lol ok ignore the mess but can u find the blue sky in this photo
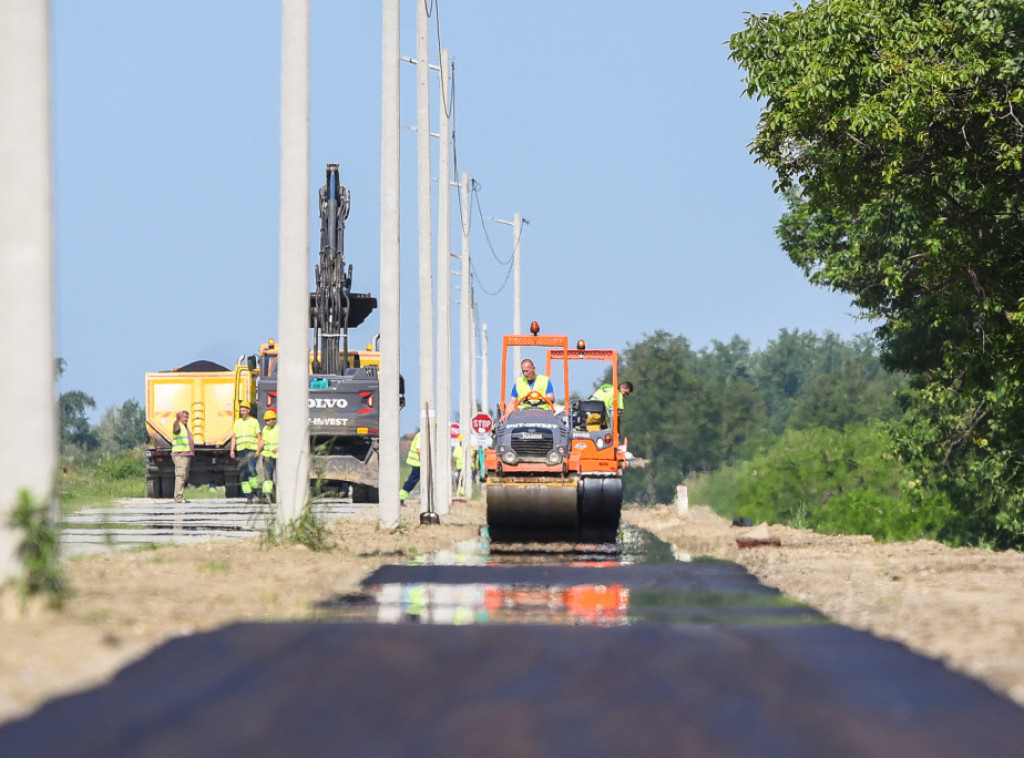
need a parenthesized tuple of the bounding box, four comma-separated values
(52, 1, 870, 431)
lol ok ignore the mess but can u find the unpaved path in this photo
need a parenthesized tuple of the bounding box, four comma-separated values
(1, 499, 1022, 725)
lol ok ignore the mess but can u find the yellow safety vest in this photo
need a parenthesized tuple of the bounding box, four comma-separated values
(406, 432, 421, 467)
(514, 374, 553, 408)
(591, 384, 624, 415)
(261, 424, 279, 458)
(171, 424, 192, 454)
(233, 417, 260, 451)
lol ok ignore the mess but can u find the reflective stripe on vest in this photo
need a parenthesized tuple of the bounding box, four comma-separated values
(233, 417, 260, 451)
(406, 432, 421, 467)
(261, 424, 279, 458)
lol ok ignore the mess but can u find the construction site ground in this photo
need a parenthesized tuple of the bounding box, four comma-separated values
(1, 497, 1023, 725)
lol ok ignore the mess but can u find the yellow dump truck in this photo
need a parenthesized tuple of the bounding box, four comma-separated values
(144, 360, 256, 498)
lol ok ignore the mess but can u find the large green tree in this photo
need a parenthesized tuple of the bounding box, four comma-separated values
(731, 0, 1024, 546)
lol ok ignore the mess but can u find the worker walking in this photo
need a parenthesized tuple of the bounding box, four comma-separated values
(230, 402, 262, 503)
(257, 408, 279, 504)
(399, 430, 421, 503)
(590, 381, 633, 426)
(502, 359, 555, 420)
(171, 410, 194, 503)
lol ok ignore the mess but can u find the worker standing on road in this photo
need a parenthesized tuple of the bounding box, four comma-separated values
(257, 408, 279, 504)
(171, 410, 194, 503)
(452, 435, 464, 496)
(502, 359, 555, 420)
(399, 430, 421, 503)
(230, 402, 262, 503)
(590, 381, 633, 427)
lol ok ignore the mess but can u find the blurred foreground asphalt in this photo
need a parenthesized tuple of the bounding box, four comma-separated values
(3, 559, 1023, 756)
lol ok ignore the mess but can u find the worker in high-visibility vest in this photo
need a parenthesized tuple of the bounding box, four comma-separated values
(590, 381, 634, 428)
(399, 430, 421, 503)
(452, 435, 464, 496)
(501, 359, 555, 421)
(171, 410, 194, 503)
(230, 403, 262, 503)
(257, 408, 279, 503)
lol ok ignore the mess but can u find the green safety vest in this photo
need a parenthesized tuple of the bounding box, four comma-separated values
(261, 424, 279, 458)
(233, 416, 260, 451)
(406, 432, 421, 467)
(514, 374, 553, 408)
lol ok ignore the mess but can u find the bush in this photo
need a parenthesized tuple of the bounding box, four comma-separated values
(95, 450, 145, 480)
(59, 449, 146, 510)
(699, 423, 953, 542)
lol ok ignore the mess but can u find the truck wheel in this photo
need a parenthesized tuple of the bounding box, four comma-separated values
(146, 476, 159, 499)
(225, 478, 241, 498)
(160, 477, 174, 499)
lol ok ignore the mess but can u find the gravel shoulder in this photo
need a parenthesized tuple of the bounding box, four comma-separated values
(1, 498, 1022, 724)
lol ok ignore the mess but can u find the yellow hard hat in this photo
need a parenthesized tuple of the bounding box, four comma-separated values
(264, 409, 277, 420)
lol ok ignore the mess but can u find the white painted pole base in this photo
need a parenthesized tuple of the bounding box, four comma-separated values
(674, 485, 689, 517)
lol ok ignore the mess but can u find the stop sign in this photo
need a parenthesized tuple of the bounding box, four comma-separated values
(471, 413, 493, 434)
(451, 422, 461, 440)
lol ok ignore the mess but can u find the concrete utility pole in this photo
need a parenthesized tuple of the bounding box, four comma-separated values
(512, 212, 523, 367)
(276, 0, 312, 523)
(458, 171, 472, 500)
(494, 213, 526, 368)
(379, 0, 401, 529)
(415, 0, 435, 515)
(480, 322, 488, 417)
(0, 0, 57, 584)
(435, 49, 452, 514)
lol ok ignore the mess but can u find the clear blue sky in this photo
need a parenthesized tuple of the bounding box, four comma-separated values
(52, 1, 870, 431)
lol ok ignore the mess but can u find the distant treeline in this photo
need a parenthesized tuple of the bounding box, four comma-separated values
(613, 329, 956, 543)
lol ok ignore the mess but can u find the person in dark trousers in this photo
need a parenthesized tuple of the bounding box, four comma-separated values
(399, 430, 421, 502)
(257, 408, 278, 504)
(230, 403, 262, 503)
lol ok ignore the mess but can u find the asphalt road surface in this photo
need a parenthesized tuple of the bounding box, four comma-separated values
(4, 533, 1024, 756)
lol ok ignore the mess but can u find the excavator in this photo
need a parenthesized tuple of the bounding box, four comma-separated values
(484, 323, 627, 542)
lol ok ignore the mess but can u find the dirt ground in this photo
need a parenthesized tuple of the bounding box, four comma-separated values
(2, 498, 1023, 725)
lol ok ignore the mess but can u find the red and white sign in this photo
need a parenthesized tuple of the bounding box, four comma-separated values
(471, 413, 493, 434)
(451, 422, 461, 440)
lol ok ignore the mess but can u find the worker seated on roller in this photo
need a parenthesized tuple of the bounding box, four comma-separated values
(502, 359, 555, 421)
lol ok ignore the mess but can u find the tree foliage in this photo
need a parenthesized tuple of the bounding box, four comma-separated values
(619, 329, 900, 504)
(59, 389, 98, 453)
(97, 399, 147, 453)
(730, 0, 1024, 547)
